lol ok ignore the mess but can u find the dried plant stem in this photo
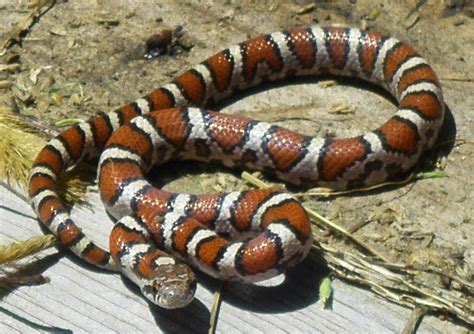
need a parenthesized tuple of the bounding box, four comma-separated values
(402, 307, 426, 334)
(209, 281, 224, 334)
(304, 205, 391, 262)
(0, 0, 56, 55)
(317, 242, 473, 324)
(440, 77, 474, 82)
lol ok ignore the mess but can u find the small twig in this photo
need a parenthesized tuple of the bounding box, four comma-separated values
(208, 281, 225, 334)
(439, 77, 474, 83)
(306, 206, 391, 262)
(241, 171, 273, 189)
(0, 0, 56, 55)
(294, 172, 417, 198)
(369, 260, 474, 291)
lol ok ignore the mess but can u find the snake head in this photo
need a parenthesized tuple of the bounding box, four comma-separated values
(142, 262, 197, 309)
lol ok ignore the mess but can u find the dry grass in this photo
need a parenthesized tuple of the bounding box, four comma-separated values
(0, 107, 48, 186)
(0, 107, 91, 205)
(0, 235, 56, 265)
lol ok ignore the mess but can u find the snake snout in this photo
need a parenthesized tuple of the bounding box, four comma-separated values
(156, 281, 196, 309)
(147, 263, 197, 309)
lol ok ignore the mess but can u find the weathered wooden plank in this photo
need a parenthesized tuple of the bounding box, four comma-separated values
(0, 184, 457, 332)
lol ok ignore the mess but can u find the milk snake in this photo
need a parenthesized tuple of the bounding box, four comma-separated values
(28, 26, 444, 309)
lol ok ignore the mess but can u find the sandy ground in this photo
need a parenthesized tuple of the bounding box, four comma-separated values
(1, 0, 473, 332)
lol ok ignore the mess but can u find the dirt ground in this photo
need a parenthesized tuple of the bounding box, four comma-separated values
(1, 0, 473, 331)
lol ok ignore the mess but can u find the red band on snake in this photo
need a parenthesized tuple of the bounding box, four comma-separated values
(28, 26, 444, 309)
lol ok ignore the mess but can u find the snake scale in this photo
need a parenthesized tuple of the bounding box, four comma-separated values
(28, 26, 444, 308)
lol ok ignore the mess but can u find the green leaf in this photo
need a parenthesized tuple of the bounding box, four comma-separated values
(319, 276, 333, 310)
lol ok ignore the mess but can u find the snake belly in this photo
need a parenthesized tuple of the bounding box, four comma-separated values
(28, 26, 444, 308)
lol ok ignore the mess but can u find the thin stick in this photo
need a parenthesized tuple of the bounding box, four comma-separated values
(0, 0, 56, 55)
(306, 206, 391, 262)
(208, 281, 225, 334)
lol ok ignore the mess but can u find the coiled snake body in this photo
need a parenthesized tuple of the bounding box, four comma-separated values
(28, 26, 444, 309)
